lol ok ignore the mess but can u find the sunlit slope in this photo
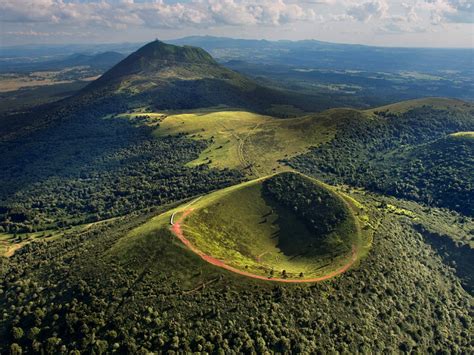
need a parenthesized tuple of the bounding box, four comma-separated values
(110, 172, 372, 282)
(450, 131, 474, 139)
(154, 109, 366, 175)
(366, 97, 471, 114)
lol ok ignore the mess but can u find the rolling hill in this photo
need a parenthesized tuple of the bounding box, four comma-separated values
(80, 40, 321, 115)
(111, 172, 370, 282)
(0, 40, 473, 354)
(288, 98, 474, 215)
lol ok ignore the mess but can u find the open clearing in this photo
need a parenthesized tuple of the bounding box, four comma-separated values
(0, 69, 99, 92)
(153, 109, 356, 176)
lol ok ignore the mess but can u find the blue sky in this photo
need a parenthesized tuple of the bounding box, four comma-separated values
(1, 0, 473, 47)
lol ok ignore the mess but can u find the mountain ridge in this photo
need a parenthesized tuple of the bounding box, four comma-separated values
(78, 40, 328, 116)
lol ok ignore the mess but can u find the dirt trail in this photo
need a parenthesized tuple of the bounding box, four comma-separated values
(170, 196, 202, 225)
(219, 122, 261, 177)
(171, 208, 358, 283)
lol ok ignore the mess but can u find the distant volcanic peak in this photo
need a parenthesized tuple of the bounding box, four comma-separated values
(93, 40, 221, 85)
(79, 40, 293, 114)
(135, 40, 216, 64)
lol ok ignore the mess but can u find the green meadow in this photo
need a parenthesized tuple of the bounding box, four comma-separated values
(153, 109, 346, 176)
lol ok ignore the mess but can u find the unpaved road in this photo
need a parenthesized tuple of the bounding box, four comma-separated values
(170, 208, 358, 283)
(219, 122, 261, 177)
(170, 196, 202, 225)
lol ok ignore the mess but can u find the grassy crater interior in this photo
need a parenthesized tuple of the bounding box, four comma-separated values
(182, 172, 361, 280)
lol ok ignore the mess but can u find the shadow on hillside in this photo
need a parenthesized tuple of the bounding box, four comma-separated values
(261, 192, 337, 259)
(0, 108, 241, 231)
(415, 224, 474, 295)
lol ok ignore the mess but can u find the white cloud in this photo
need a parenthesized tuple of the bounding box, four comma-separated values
(2, 0, 470, 29)
(378, 22, 427, 34)
(420, 0, 473, 24)
(345, 0, 389, 22)
(401, 2, 421, 23)
(0, 0, 315, 29)
(1, 0, 472, 47)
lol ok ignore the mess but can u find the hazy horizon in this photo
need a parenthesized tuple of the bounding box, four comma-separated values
(1, 0, 473, 49)
(2, 35, 474, 51)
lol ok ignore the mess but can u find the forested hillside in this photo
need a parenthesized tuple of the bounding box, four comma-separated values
(0, 113, 242, 233)
(0, 191, 470, 353)
(0, 39, 472, 354)
(289, 102, 474, 216)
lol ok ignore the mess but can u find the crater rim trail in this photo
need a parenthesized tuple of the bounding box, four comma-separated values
(170, 207, 359, 283)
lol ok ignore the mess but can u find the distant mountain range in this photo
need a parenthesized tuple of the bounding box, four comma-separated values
(170, 36, 474, 75)
(0, 51, 126, 73)
(3, 36, 473, 75)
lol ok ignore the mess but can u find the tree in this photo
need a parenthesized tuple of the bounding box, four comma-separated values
(27, 327, 40, 341)
(9, 343, 22, 355)
(46, 337, 61, 353)
(12, 327, 24, 341)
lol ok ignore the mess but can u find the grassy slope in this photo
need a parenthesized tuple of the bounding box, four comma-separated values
(366, 97, 471, 114)
(111, 173, 372, 281)
(154, 109, 360, 176)
(450, 131, 474, 139)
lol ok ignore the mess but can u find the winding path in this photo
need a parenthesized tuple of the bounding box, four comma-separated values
(170, 197, 202, 225)
(170, 207, 358, 283)
(218, 122, 261, 177)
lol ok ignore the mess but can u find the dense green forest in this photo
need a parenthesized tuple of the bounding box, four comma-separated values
(288, 106, 474, 216)
(262, 173, 349, 237)
(0, 191, 470, 353)
(0, 96, 472, 354)
(0, 113, 242, 233)
(0, 39, 472, 353)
